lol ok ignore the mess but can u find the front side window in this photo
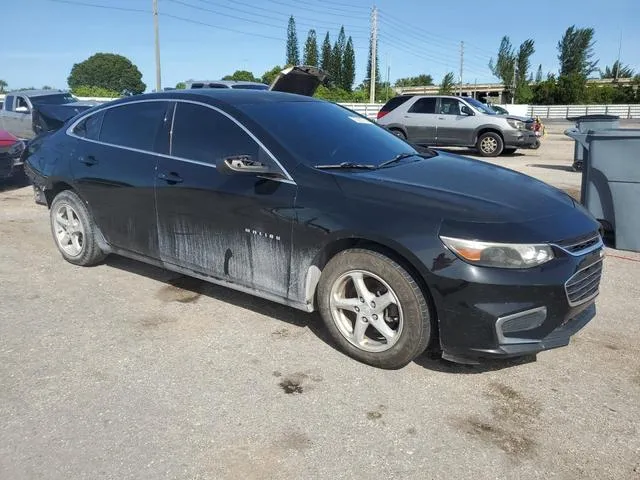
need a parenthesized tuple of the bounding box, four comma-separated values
(408, 97, 437, 114)
(439, 98, 462, 115)
(73, 111, 103, 140)
(16, 97, 30, 113)
(171, 102, 261, 166)
(4, 96, 15, 112)
(100, 101, 167, 151)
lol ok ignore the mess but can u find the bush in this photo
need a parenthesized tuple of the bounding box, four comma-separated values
(71, 85, 121, 98)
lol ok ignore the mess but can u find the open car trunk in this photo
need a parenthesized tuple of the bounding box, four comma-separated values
(269, 65, 327, 97)
(32, 102, 97, 136)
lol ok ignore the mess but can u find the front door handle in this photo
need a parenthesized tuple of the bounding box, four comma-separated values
(157, 172, 184, 184)
(79, 155, 98, 166)
(438, 116, 445, 120)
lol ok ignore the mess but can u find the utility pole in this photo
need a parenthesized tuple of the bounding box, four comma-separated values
(459, 40, 464, 96)
(615, 31, 622, 81)
(153, 0, 162, 92)
(369, 6, 378, 103)
(511, 66, 517, 104)
(385, 52, 390, 102)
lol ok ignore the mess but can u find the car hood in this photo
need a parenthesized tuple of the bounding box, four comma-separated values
(332, 152, 590, 235)
(269, 65, 327, 96)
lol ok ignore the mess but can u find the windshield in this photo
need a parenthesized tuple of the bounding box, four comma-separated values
(464, 97, 496, 115)
(30, 93, 78, 105)
(240, 101, 420, 168)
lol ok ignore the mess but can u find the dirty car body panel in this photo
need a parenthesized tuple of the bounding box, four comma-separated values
(24, 89, 603, 362)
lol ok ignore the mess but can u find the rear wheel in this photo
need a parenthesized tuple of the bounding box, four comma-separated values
(317, 249, 432, 369)
(476, 132, 504, 157)
(390, 128, 406, 139)
(50, 190, 106, 266)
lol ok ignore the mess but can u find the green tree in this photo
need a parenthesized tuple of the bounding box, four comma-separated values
(558, 25, 598, 78)
(531, 75, 558, 104)
(328, 27, 346, 88)
(286, 16, 300, 66)
(515, 39, 535, 102)
(68, 53, 145, 95)
(600, 60, 635, 79)
(438, 72, 456, 94)
(395, 74, 433, 87)
(0, 79, 7, 93)
(489, 36, 516, 97)
(342, 37, 356, 91)
(222, 70, 259, 82)
(175, 82, 186, 89)
(261, 65, 283, 85)
(71, 85, 121, 98)
(303, 29, 319, 66)
(320, 32, 332, 75)
(535, 64, 543, 83)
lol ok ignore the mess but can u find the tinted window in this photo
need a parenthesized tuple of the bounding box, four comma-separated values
(408, 98, 437, 114)
(380, 95, 413, 113)
(439, 98, 462, 115)
(4, 96, 14, 112)
(100, 101, 167, 151)
(171, 102, 260, 165)
(73, 111, 103, 140)
(240, 101, 423, 168)
(231, 84, 269, 90)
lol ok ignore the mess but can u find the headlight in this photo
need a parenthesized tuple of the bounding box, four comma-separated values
(440, 236, 554, 269)
(506, 119, 525, 130)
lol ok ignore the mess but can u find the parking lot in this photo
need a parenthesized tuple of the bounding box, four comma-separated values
(1, 123, 639, 480)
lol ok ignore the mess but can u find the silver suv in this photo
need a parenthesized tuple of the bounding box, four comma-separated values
(376, 95, 538, 156)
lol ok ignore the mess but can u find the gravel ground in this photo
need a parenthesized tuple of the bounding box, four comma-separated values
(1, 129, 639, 479)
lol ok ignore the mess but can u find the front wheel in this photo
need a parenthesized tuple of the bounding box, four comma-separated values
(476, 132, 504, 157)
(317, 249, 432, 369)
(390, 128, 406, 139)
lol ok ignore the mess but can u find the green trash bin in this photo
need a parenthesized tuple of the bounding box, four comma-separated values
(567, 114, 620, 172)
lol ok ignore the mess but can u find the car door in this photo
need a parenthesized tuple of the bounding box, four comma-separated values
(1, 95, 32, 139)
(155, 100, 297, 298)
(70, 100, 171, 258)
(401, 97, 437, 144)
(434, 98, 476, 146)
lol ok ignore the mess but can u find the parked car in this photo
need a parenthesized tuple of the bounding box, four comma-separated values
(376, 95, 538, 156)
(185, 65, 327, 96)
(490, 104, 510, 115)
(0, 129, 26, 180)
(0, 89, 98, 140)
(24, 88, 603, 369)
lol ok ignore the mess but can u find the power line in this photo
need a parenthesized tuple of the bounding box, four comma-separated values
(44, 0, 147, 13)
(161, 12, 285, 42)
(263, 0, 369, 20)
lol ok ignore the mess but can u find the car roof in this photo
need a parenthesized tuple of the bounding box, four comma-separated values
(108, 89, 320, 107)
(6, 89, 70, 97)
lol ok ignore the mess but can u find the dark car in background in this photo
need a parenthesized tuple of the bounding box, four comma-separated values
(0, 129, 26, 180)
(24, 89, 603, 369)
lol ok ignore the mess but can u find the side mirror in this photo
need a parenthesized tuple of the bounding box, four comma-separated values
(460, 105, 474, 116)
(218, 155, 272, 175)
(15, 106, 30, 114)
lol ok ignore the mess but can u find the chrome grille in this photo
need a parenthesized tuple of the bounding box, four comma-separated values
(565, 260, 603, 306)
(557, 232, 602, 255)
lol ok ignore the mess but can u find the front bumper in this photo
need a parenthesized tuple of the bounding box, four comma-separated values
(503, 130, 538, 148)
(431, 235, 604, 363)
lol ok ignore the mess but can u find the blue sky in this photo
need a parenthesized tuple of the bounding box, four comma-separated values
(2, 0, 639, 92)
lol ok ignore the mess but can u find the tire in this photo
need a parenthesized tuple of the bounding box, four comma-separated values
(390, 128, 406, 139)
(531, 139, 541, 150)
(50, 190, 106, 266)
(317, 249, 432, 369)
(501, 147, 517, 155)
(476, 131, 504, 157)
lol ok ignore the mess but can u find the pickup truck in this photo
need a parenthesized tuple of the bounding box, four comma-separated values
(0, 90, 98, 140)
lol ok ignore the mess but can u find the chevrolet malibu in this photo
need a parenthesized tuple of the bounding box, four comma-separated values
(24, 89, 604, 369)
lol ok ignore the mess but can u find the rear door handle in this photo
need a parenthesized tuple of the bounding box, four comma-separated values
(79, 155, 98, 166)
(157, 172, 184, 184)
(438, 117, 445, 120)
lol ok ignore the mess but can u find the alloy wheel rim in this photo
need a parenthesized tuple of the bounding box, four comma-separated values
(329, 270, 404, 353)
(54, 204, 85, 257)
(481, 136, 498, 153)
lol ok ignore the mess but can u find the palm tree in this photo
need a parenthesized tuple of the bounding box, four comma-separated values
(0, 80, 8, 93)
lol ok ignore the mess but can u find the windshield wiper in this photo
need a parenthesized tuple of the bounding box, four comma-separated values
(377, 151, 435, 169)
(314, 162, 377, 170)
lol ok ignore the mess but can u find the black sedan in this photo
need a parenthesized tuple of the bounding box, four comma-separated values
(23, 89, 604, 369)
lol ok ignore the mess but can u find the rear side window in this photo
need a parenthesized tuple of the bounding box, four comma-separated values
(100, 101, 167, 151)
(171, 102, 260, 165)
(380, 95, 413, 114)
(4, 96, 14, 112)
(73, 111, 103, 140)
(408, 97, 437, 114)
